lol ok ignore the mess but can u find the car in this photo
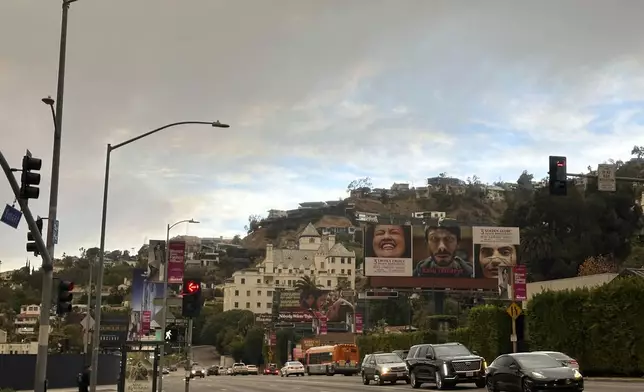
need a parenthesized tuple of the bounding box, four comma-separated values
(168, 365, 178, 372)
(206, 365, 219, 376)
(264, 364, 279, 375)
(361, 352, 409, 385)
(232, 362, 249, 375)
(280, 361, 305, 377)
(532, 351, 580, 370)
(485, 353, 584, 391)
(406, 342, 486, 389)
(190, 367, 205, 378)
(226, 367, 234, 375)
(392, 350, 409, 360)
(162, 368, 170, 375)
(246, 365, 259, 375)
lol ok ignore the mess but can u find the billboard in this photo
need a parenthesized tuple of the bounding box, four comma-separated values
(364, 224, 413, 276)
(366, 223, 521, 289)
(147, 240, 166, 283)
(274, 288, 356, 324)
(168, 240, 186, 283)
(129, 268, 165, 341)
(99, 313, 128, 348)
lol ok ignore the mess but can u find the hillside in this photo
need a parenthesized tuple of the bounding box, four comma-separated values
(242, 190, 507, 250)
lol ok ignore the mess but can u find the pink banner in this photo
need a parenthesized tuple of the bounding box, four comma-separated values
(168, 241, 186, 283)
(141, 311, 151, 334)
(319, 314, 327, 335)
(355, 313, 363, 334)
(513, 265, 527, 301)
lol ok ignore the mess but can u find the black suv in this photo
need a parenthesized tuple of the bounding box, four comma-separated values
(405, 342, 486, 389)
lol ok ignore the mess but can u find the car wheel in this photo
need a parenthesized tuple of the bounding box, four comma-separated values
(405, 377, 411, 384)
(362, 372, 369, 385)
(435, 372, 445, 390)
(486, 376, 498, 392)
(475, 378, 486, 388)
(376, 373, 385, 386)
(410, 370, 421, 389)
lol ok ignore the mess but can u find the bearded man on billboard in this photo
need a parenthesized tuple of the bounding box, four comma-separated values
(414, 225, 472, 277)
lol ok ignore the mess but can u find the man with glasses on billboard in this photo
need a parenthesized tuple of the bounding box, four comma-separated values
(414, 225, 472, 277)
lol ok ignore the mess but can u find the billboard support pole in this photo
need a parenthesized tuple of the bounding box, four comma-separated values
(511, 267, 518, 353)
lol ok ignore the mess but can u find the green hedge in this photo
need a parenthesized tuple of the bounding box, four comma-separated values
(356, 330, 437, 359)
(527, 276, 644, 376)
(459, 305, 512, 363)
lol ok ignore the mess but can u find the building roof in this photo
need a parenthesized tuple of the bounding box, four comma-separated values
(328, 243, 354, 257)
(299, 223, 321, 238)
(273, 249, 318, 269)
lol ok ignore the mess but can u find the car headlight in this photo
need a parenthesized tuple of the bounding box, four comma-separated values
(483, 360, 488, 369)
(442, 363, 449, 375)
(381, 367, 389, 374)
(531, 371, 547, 379)
(573, 369, 582, 379)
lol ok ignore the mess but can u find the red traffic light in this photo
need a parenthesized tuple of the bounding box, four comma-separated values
(557, 160, 565, 167)
(185, 281, 200, 294)
(59, 280, 74, 291)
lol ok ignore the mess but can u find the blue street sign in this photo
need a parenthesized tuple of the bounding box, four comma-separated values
(1, 204, 22, 229)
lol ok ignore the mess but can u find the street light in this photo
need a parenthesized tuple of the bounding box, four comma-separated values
(158, 218, 199, 392)
(89, 120, 229, 392)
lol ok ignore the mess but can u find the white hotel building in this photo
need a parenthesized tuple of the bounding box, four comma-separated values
(223, 223, 356, 313)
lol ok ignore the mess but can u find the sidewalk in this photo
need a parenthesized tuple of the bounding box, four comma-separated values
(587, 377, 644, 383)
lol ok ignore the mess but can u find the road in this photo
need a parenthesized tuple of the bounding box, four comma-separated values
(161, 371, 643, 392)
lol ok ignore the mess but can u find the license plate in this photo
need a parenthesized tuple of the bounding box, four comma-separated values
(397, 372, 405, 377)
(466, 372, 474, 377)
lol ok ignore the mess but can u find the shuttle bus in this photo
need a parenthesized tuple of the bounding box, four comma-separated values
(304, 344, 360, 376)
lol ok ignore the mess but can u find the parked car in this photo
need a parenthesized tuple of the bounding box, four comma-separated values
(264, 363, 279, 375)
(162, 368, 170, 375)
(405, 342, 486, 389)
(232, 362, 249, 375)
(168, 365, 178, 371)
(280, 361, 305, 377)
(486, 353, 583, 391)
(361, 352, 409, 385)
(246, 365, 258, 375)
(532, 351, 580, 370)
(226, 367, 234, 375)
(190, 367, 205, 378)
(206, 365, 219, 376)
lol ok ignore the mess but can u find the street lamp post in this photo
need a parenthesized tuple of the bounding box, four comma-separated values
(158, 218, 199, 392)
(89, 121, 229, 392)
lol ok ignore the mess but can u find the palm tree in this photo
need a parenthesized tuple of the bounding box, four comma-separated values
(294, 275, 321, 292)
(335, 279, 351, 292)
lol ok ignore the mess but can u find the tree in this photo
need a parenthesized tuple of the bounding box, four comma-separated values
(346, 177, 373, 193)
(578, 255, 618, 276)
(198, 309, 255, 355)
(232, 235, 242, 245)
(293, 275, 321, 292)
(244, 215, 264, 234)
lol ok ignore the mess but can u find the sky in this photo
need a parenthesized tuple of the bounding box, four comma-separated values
(1, 0, 644, 270)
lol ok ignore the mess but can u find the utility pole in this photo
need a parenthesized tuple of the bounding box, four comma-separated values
(83, 256, 93, 356)
(184, 318, 193, 392)
(34, 2, 76, 391)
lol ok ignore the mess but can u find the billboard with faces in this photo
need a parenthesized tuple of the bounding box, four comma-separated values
(364, 222, 520, 281)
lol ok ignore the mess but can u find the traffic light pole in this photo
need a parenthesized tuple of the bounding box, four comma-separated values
(184, 317, 193, 392)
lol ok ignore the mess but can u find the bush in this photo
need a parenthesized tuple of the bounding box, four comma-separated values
(527, 276, 644, 376)
(356, 330, 437, 359)
(466, 305, 511, 363)
(448, 327, 471, 347)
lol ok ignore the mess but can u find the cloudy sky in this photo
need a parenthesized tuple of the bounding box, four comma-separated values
(1, 0, 644, 270)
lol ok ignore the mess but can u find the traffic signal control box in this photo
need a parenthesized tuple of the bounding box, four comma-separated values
(182, 278, 203, 318)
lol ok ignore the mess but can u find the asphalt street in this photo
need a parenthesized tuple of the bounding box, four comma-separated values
(161, 371, 643, 392)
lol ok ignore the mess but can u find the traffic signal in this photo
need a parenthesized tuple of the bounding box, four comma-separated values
(19, 154, 42, 200)
(548, 156, 567, 196)
(165, 324, 178, 342)
(182, 278, 202, 318)
(26, 217, 44, 256)
(56, 280, 74, 316)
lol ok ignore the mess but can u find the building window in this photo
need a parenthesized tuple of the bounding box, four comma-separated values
(276, 280, 280, 284)
(240, 278, 245, 284)
(321, 263, 325, 270)
(234, 302, 239, 308)
(246, 302, 250, 308)
(341, 257, 345, 264)
(288, 269, 293, 273)
(256, 302, 261, 308)
(267, 302, 271, 308)
(257, 279, 261, 283)
(347, 269, 351, 275)
(257, 290, 262, 296)
(246, 290, 251, 296)
(267, 291, 273, 297)
(309, 238, 315, 243)
(234, 290, 239, 296)
(341, 269, 345, 274)
(331, 269, 335, 274)
(326, 280, 331, 287)
(278, 269, 282, 273)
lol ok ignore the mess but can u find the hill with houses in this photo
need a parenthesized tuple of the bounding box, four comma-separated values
(242, 175, 514, 250)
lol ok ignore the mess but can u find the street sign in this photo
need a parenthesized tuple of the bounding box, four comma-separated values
(597, 164, 616, 192)
(506, 302, 522, 320)
(361, 290, 399, 299)
(1, 204, 22, 229)
(52, 219, 59, 244)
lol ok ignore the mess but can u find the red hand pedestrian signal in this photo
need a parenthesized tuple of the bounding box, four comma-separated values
(185, 281, 200, 294)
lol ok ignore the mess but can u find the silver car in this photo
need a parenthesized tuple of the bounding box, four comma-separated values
(532, 351, 580, 370)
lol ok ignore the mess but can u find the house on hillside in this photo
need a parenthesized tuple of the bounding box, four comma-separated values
(484, 186, 505, 202)
(299, 202, 327, 209)
(267, 209, 288, 220)
(391, 183, 410, 193)
(222, 223, 356, 314)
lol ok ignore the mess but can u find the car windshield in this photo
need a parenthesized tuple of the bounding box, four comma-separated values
(516, 355, 565, 369)
(434, 345, 472, 357)
(287, 361, 302, 366)
(376, 354, 403, 364)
